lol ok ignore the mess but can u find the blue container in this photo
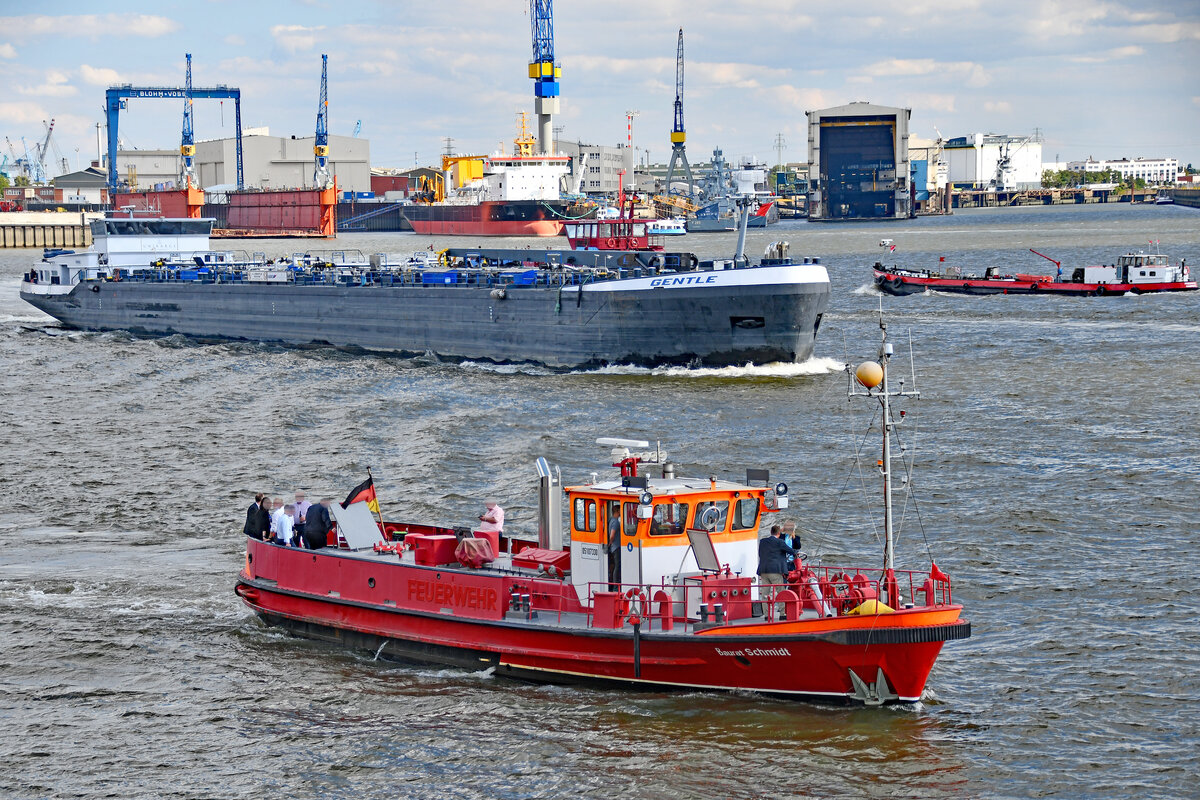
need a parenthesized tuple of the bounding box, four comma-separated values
(421, 271, 459, 285)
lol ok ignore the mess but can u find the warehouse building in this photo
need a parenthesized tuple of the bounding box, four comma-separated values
(806, 102, 911, 221)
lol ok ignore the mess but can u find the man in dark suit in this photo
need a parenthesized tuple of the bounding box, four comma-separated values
(243, 493, 271, 540)
(301, 499, 333, 549)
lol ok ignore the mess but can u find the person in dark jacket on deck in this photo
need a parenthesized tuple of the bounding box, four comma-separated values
(301, 499, 333, 549)
(757, 524, 795, 592)
(243, 493, 271, 540)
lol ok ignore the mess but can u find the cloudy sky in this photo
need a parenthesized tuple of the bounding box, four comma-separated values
(2, 0, 1198, 178)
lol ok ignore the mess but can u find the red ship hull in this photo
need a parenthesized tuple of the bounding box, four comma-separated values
(403, 199, 589, 237)
(237, 537, 967, 703)
(875, 268, 1198, 297)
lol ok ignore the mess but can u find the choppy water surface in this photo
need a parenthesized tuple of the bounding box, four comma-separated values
(1, 204, 1197, 799)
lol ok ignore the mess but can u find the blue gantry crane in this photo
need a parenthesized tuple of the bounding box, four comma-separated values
(313, 53, 331, 189)
(664, 28, 694, 199)
(528, 0, 560, 154)
(180, 53, 196, 188)
(105, 54, 243, 191)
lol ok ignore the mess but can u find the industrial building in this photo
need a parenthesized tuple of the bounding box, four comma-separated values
(806, 102, 911, 221)
(556, 140, 630, 195)
(945, 133, 1042, 190)
(115, 129, 371, 193)
(1066, 157, 1179, 184)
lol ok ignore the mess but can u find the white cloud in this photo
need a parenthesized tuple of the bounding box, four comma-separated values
(16, 69, 76, 98)
(79, 64, 121, 86)
(271, 24, 326, 54)
(0, 100, 50, 124)
(0, 13, 179, 39)
(1128, 21, 1200, 43)
(1025, 1, 1111, 40)
(856, 58, 989, 88)
(1069, 44, 1145, 63)
(762, 84, 833, 111)
(984, 100, 1012, 113)
(225, 34, 246, 47)
(0, 42, 16, 59)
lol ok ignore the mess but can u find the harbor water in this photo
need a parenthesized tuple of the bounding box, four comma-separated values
(1, 203, 1197, 799)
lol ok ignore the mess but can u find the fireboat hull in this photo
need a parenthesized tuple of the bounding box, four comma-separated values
(236, 540, 968, 704)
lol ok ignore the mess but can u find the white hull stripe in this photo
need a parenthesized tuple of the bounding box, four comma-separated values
(568, 264, 830, 293)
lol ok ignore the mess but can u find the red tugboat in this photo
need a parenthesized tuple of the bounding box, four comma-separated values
(875, 249, 1196, 296)
(236, 326, 968, 704)
(562, 182, 664, 251)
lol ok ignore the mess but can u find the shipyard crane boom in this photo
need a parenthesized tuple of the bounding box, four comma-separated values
(528, 0, 560, 155)
(180, 53, 197, 188)
(32, 119, 55, 183)
(664, 28, 694, 198)
(313, 53, 331, 189)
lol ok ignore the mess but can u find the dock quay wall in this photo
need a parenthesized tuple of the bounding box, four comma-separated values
(953, 188, 1161, 208)
(1171, 187, 1200, 209)
(0, 212, 102, 248)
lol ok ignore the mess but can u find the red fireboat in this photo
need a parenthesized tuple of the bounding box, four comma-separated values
(236, 325, 968, 704)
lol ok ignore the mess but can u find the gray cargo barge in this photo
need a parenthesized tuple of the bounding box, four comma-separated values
(20, 218, 829, 369)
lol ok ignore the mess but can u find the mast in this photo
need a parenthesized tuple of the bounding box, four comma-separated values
(851, 314, 919, 605)
(879, 321, 895, 575)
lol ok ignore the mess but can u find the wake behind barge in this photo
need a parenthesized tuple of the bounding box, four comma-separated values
(20, 217, 829, 369)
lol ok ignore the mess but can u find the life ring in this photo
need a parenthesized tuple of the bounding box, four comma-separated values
(963, 282, 971, 289)
(889, 278, 904, 290)
(1096, 285, 1107, 295)
(1030, 282, 1040, 291)
(624, 587, 647, 617)
(605, 237, 617, 249)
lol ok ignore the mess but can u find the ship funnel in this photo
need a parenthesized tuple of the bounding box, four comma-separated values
(535, 457, 563, 551)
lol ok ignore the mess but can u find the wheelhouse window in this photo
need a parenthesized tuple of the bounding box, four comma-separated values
(693, 500, 730, 533)
(573, 497, 596, 533)
(732, 498, 760, 531)
(623, 502, 638, 536)
(650, 502, 689, 536)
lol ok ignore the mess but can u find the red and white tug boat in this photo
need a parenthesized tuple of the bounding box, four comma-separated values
(236, 327, 969, 704)
(875, 249, 1196, 296)
(562, 194, 665, 252)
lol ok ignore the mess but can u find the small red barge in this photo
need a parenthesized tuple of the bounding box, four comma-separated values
(875, 250, 1196, 296)
(237, 331, 968, 704)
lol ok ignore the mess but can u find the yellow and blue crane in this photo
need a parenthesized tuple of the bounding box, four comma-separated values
(664, 28, 694, 199)
(180, 53, 196, 188)
(528, 0, 560, 155)
(313, 53, 331, 189)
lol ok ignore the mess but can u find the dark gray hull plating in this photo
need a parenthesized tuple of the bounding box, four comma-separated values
(22, 276, 829, 368)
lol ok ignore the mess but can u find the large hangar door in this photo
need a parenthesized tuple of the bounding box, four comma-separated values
(819, 118, 897, 219)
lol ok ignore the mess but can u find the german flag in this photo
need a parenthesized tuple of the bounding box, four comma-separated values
(342, 476, 379, 515)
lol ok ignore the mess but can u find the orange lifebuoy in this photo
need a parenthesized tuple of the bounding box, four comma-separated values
(605, 237, 617, 249)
